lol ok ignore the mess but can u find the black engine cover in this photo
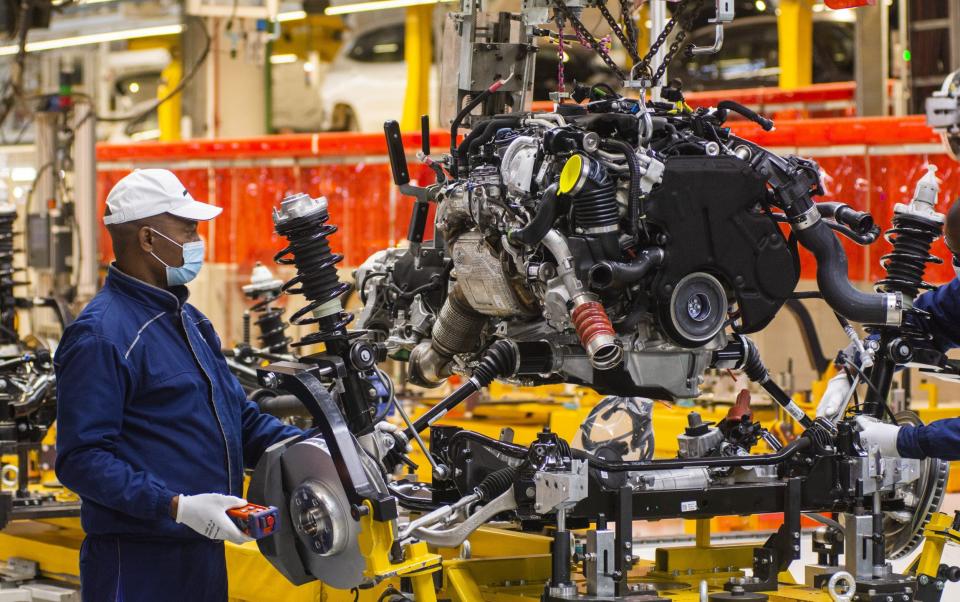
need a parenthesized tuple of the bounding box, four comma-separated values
(645, 155, 799, 340)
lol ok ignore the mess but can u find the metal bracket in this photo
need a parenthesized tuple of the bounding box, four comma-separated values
(258, 361, 398, 521)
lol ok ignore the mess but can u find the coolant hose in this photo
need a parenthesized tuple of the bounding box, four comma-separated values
(815, 202, 876, 236)
(508, 184, 562, 247)
(794, 216, 901, 326)
(542, 230, 623, 369)
(589, 248, 665, 290)
(460, 117, 522, 168)
(602, 138, 642, 240)
(717, 100, 774, 131)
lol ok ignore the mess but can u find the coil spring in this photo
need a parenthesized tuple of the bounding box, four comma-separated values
(273, 196, 353, 347)
(871, 213, 943, 345)
(875, 214, 942, 299)
(250, 297, 290, 354)
(572, 180, 619, 232)
(0, 209, 18, 337)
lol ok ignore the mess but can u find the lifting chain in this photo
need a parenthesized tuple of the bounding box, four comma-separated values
(597, 1, 640, 64)
(619, 0, 639, 55)
(551, 0, 626, 81)
(632, 0, 697, 85)
(549, 0, 700, 87)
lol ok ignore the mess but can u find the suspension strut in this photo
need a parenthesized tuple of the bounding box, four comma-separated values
(0, 203, 17, 342)
(272, 193, 386, 433)
(241, 262, 290, 355)
(864, 165, 945, 416)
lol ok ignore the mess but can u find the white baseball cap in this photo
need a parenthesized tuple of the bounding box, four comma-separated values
(103, 169, 222, 225)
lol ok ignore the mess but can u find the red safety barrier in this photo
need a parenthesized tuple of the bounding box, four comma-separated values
(95, 115, 957, 285)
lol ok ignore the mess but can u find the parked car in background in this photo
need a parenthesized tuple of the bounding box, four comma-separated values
(319, 16, 617, 132)
(674, 14, 855, 91)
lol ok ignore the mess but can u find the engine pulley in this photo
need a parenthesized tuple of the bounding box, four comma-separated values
(661, 272, 728, 347)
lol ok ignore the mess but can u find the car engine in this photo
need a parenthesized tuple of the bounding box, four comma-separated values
(358, 88, 888, 401)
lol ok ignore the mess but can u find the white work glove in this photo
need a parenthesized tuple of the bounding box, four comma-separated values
(375, 421, 414, 475)
(175, 493, 254, 545)
(375, 421, 413, 454)
(854, 415, 902, 458)
(816, 373, 853, 420)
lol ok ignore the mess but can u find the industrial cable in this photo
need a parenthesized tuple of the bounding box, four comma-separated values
(449, 73, 514, 177)
(88, 15, 211, 126)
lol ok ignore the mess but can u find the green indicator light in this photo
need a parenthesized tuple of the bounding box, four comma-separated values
(903, 49, 911, 62)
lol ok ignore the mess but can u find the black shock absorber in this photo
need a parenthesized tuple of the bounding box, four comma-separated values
(869, 168, 945, 345)
(864, 166, 945, 415)
(0, 204, 19, 343)
(241, 262, 290, 355)
(560, 154, 620, 259)
(272, 193, 386, 434)
(272, 193, 353, 347)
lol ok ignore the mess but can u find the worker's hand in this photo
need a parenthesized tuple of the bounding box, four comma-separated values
(375, 421, 413, 475)
(175, 493, 255, 545)
(854, 415, 902, 458)
(375, 421, 413, 454)
(815, 373, 853, 420)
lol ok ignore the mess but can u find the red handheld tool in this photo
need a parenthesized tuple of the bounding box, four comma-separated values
(227, 503, 279, 539)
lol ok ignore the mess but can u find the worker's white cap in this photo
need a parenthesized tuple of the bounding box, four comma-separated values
(103, 169, 222, 225)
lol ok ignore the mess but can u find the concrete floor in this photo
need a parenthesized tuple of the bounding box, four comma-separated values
(631, 493, 960, 598)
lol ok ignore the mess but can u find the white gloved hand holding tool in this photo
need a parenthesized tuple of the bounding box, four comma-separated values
(376, 421, 413, 454)
(375, 421, 415, 474)
(854, 415, 902, 458)
(175, 493, 254, 545)
(816, 373, 853, 420)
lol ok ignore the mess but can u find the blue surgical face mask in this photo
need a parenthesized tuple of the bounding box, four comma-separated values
(150, 228, 204, 286)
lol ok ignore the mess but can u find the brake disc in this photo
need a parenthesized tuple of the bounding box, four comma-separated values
(249, 435, 390, 589)
(884, 410, 948, 559)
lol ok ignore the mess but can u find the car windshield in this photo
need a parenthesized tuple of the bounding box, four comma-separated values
(348, 24, 406, 63)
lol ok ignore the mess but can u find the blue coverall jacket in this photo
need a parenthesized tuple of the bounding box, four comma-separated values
(898, 278, 960, 460)
(54, 265, 302, 601)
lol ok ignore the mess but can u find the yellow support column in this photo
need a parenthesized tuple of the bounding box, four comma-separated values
(777, 0, 814, 90)
(158, 56, 183, 141)
(695, 518, 711, 547)
(401, 4, 433, 131)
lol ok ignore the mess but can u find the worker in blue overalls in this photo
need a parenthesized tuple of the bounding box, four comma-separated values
(818, 198, 960, 461)
(55, 169, 303, 601)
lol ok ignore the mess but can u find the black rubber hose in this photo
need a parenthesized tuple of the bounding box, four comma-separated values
(576, 435, 810, 472)
(508, 184, 562, 247)
(256, 394, 310, 418)
(602, 138, 642, 240)
(816, 202, 877, 236)
(717, 100, 774, 131)
(462, 117, 522, 167)
(794, 218, 900, 325)
(450, 93, 491, 177)
(456, 120, 492, 162)
(450, 79, 509, 176)
(589, 248, 665, 290)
